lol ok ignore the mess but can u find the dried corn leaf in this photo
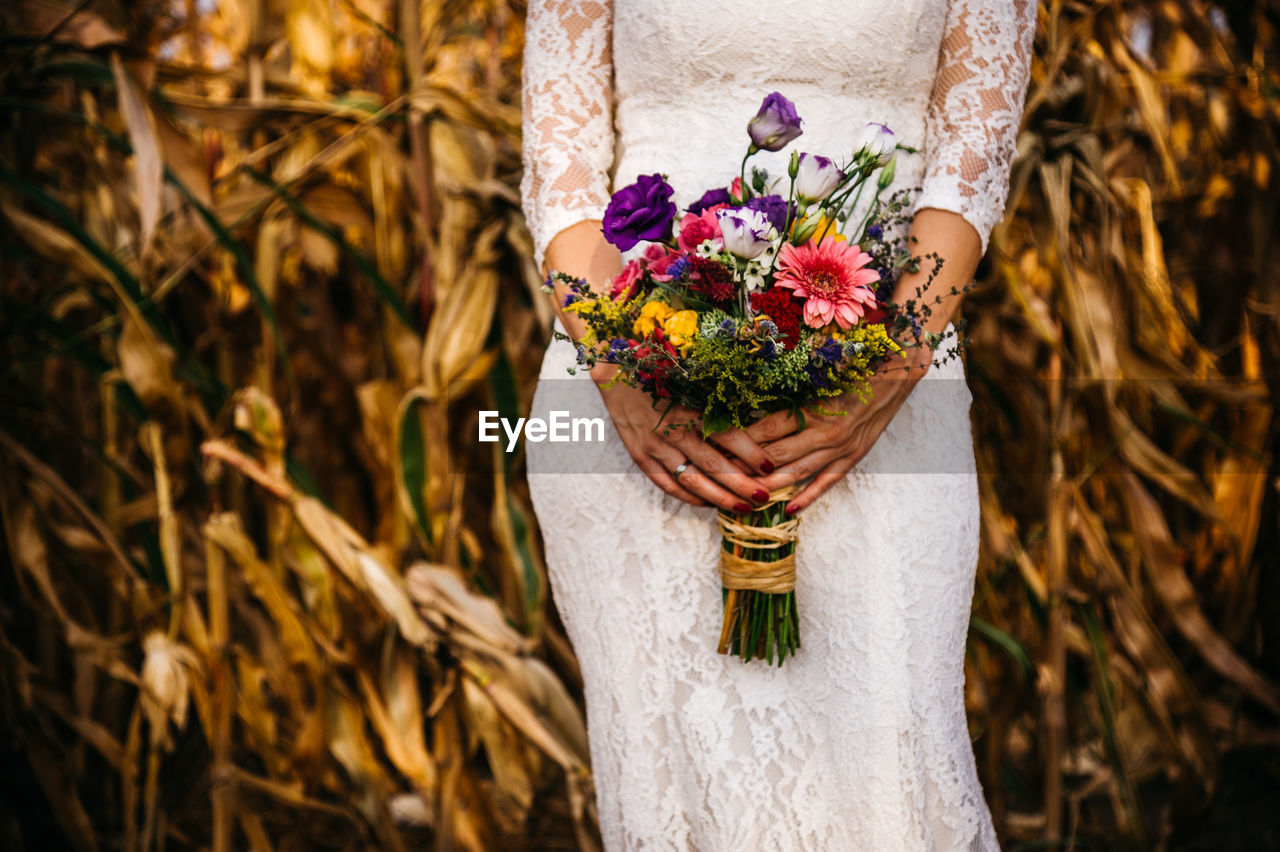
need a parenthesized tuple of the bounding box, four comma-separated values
(111, 54, 163, 254)
(1119, 471, 1280, 715)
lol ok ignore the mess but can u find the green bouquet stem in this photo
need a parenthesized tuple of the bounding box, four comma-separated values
(716, 488, 801, 666)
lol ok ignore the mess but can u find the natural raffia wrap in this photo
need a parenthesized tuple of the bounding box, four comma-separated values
(716, 485, 800, 594)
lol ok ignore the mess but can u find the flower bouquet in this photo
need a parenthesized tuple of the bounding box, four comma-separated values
(546, 93, 943, 665)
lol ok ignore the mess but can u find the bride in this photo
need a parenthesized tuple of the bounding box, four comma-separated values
(520, 1, 1034, 848)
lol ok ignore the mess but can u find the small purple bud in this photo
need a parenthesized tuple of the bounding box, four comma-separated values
(747, 92, 803, 152)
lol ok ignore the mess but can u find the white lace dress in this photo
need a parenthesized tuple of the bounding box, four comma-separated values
(520, 2, 1034, 849)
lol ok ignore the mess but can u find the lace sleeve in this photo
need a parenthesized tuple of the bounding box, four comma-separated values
(917, 0, 1036, 253)
(521, 0, 615, 271)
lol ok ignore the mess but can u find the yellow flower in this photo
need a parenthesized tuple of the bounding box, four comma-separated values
(633, 300, 675, 337)
(789, 211, 847, 243)
(662, 310, 700, 352)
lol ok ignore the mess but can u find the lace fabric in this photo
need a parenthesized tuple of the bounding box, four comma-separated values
(521, 0, 1035, 267)
(521, 0, 616, 271)
(917, 0, 1037, 251)
(520, 2, 1035, 849)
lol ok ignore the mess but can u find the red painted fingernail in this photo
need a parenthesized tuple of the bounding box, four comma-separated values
(785, 503, 800, 516)
(761, 459, 775, 474)
(752, 489, 768, 503)
(734, 502, 751, 514)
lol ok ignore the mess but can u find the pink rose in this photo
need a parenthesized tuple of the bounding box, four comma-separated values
(609, 259, 644, 300)
(676, 209, 723, 254)
(644, 244, 681, 282)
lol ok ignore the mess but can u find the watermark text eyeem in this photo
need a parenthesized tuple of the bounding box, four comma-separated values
(478, 410, 605, 452)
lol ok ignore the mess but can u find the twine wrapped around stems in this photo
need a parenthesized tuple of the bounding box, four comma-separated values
(715, 485, 800, 594)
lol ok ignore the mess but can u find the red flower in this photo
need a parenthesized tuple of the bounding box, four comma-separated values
(689, 256, 736, 304)
(635, 331, 680, 397)
(676, 209, 723, 254)
(861, 301, 890, 325)
(750, 289, 804, 350)
(643, 243, 681, 282)
(610, 259, 645, 300)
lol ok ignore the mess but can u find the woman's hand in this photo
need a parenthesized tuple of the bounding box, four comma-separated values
(744, 208, 984, 514)
(743, 349, 930, 514)
(544, 221, 775, 512)
(595, 371, 778, 512)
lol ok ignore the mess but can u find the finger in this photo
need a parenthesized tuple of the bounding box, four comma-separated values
(784, 458, 857, 515)
(707, 428, 777, 474)
(748, 442, 849, 495)
(653, 443, 755, 514)
(631, 452, 707, 507)
(745, 423, 842, 468)
(741, 409, 801, 445)
(670, 434, 773, 509)
(706, 444, 756, 476)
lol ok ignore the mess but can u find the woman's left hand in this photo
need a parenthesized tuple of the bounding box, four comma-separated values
(742, 209, 984, 514)
(743, 347, 932, 514)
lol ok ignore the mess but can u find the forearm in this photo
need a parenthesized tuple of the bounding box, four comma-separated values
(542, 219, 624, 382)
(889, 207, 983, 375)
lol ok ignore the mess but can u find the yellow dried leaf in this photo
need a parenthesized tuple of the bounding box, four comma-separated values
(1, 204, 114, 282)
(111, 54, 163, 254)
(461, 675, 535, 813)
(117, 318, 176, 407)
(405, 563, 529, 655)
(286, 0, 334, 91)
(1120, 472, 1280, 715)
(140, 631, 198, 750)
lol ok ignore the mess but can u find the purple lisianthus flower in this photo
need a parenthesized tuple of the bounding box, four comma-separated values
(716, 207, 773, 259)
(602, 173, 677, 252)
(687, 187, 732, 215)
(747, 92, 803, 152)
(794, 153, 845, 203)
(745, 194, 791, 232)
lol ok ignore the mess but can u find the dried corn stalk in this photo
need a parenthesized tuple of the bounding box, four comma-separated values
(0, 0, 1277, 849)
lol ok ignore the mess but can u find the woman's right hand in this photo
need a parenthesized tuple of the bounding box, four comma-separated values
(593, 369, 777, 512)
(542, 221, 775, 511)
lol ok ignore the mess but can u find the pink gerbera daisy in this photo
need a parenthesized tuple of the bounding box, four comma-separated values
(773, 236, 880, 329)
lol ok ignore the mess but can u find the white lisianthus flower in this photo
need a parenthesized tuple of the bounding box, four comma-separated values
(852, 122, 896, 166)
(759, 233, 783, 271)
(794, 153, 845, 203)
(716, 207, 773, 259)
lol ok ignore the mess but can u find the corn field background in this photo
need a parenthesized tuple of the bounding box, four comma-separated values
(0, 0, 1276, 849)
